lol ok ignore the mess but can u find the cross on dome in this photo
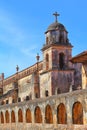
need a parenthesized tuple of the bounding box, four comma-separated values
(53, 12, 60, 22)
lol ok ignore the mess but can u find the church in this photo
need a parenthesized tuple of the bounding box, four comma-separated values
(0, 12, 87, 130)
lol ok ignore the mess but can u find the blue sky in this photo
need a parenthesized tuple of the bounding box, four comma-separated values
(0, 0, 87, 78)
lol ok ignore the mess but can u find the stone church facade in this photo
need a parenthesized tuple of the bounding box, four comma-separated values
(0, 12, 87, 130)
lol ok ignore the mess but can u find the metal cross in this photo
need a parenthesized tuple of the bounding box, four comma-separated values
(53, 12, 60, 22)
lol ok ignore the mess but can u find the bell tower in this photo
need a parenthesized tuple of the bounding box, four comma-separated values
(40, 12, 74, 97)
(42, 12, 73, 71)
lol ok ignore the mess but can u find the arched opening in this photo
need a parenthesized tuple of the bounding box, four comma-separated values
(46, 37, 48, 45)
(57, 88, 61, 94)
(1, 112, 4, 123)
(72, 102, 83, 124)
(26, 108, 32, 123)
(11, 110, 15, 123)
(34, 106, 42, 123)
(57, 103, 67, 124)
(18, 97, 21, 102)
(59, 53, 65, 70)
(45, 90, 49, 97)
(5, 110, 9, 123)
(45, 105, 53, 124)
(59, 35, 64, 43)
(18, 109, 23, 122)
(46, 54, 49, 70)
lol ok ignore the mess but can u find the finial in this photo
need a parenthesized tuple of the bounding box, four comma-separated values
(36, 53, 40, 62)
(53, 12, 60, 22)
(16, 65, 19, 73)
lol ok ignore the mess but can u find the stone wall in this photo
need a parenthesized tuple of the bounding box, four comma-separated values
(0, 89, 87, 130)
(0, 123, 87, 130)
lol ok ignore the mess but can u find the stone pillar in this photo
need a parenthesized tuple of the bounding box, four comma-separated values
(83, 110, 87, 124)
(41, 105, 45, 125)
(3, 110, 6, 124)
(53, 110, 57, 128)
(15, 107, 18, 130)
(66, 97, 72, 124)
(23, 108, 26, 130)
(9, 109, 12, 130)
(83, 97, 87, 124)
(23, 108, 26, 124)
(31, 107, 34, 124)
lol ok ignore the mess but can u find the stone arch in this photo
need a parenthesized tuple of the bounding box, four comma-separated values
(5, 110, 9, 123)
(1, 112, 4, 123)
(34, 106, 42, 123)
(59, 52, 65, 70)
(57, 103, 67, 124)
(26, 108, 32, 123)
(72, 101, 83, 124)
(45, 104, 53, 124)
(18, 108, 23, 122)
(11, 110, 15, 123)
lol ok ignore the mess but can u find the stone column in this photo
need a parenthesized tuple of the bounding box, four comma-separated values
(83, 97, 87, 124)
(23, 108, 26, 123)
(83, 110, 87, 124)
(9, 109, 12, 130)
(66, 97, 72, 124)
(41, 104, 45, 125)
(23, 107, 26, 130)
(3, 110, 6, 124)
(53, 110, 57, 128)
(15, 107, 18, 130)
(31, 106, 34, 124)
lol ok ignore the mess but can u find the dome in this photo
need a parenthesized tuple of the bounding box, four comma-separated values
(45, 22, 67, 33)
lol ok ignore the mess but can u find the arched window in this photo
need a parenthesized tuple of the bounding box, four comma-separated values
(45, 105, 53, 124)
(34, 106, 42, 123)
(11, 110, 15, 123)
(26, 108, 32, 123)
(59, 35, 64, 43)
(72, 102, 83, 124)
(46, 54, 49, 70)
(57, 88, 61, 94)
(1, 112, 4, 123)
(5, 110, 9, 123)
(57, 103, 67, 124)
(59, 53, 65, 70)
(18, 109, 23, 122)
(46, 37, 48, 45)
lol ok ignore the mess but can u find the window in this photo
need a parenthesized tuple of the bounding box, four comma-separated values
(6, 100, 9, 104)
(46, 54, 49, 70)
(46, 37, 48, 45)
(45, 90, 49, 97)
(59, 53, 65, 70)
(26, 96, 29, 101)
(18, 97, 21, 102)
